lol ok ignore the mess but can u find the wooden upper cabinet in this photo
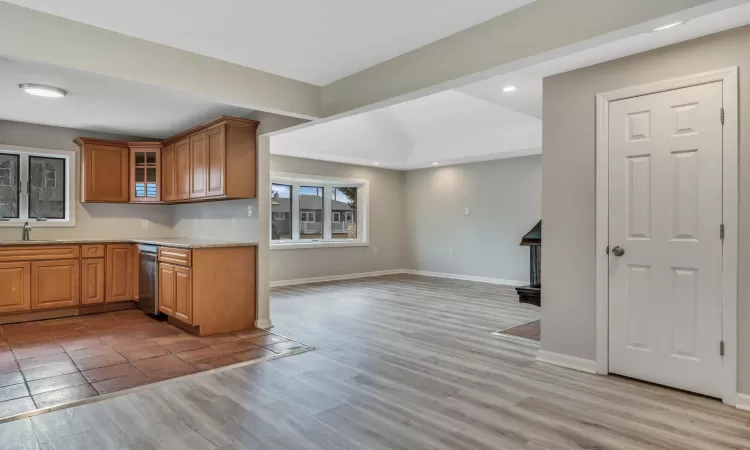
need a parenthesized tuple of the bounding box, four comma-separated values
(31, 260, 80, 310)
(161, 143, 176, 202)
(81, 258, 105, 305)
(129, 142, 161, 203)
(106, 244, 134, 303)
(0, 262, 31, 314)
(175, 138, 191, 201)
(75, 138, 129, 203)
(206, 125, 225, 197)
(190, 132, 207, 199)
(158, 263, 175, 317)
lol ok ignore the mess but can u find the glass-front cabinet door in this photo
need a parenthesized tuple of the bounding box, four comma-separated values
(129, 143, 161, 203)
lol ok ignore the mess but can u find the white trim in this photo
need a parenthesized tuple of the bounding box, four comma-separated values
(536, 350, 598, 374)
(255, 318, 273, 329)
(0, 144, 76, 227)
(270, 269, 404, 287)
(595, 67, 738, 405)
(402, 269, 527, 287)
(271, 240, 369, 250)
(734, 393, 750, 412)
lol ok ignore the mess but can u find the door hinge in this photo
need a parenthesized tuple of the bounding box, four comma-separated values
(720, 341, 725, 357)
(605, 246, 609, 255)
(720, 224, 725, 241)
(721, 107, 725, 125)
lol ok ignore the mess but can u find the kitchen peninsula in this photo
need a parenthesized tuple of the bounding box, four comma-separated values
(0, 239, 257, 336)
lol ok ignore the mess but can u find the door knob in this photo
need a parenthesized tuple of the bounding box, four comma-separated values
(611, 246, 625, 257)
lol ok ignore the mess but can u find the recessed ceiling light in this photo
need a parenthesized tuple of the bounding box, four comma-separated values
(432, 162, 439, 166)
(373, 162, 380, 166)
(18, 83, 67, 98)
(653, 21, 683, 32)
(502, 85, 517, 93)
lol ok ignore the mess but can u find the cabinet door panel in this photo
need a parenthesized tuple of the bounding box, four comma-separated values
(31, 260, 80, 310)
(190, 132, 207, 198)
(129, 145, 161, 203)
(159, 263, 175, 317)
(174, 266, 192, 324)
(83, 144, 129, 202)
(81, 258, 105, 305)
(175, 138, 191, 201)
(162, 143, 176, 202)
(0, 262, 31, 314)
(206, 125, 225, 197)
(106, 245, 134, 302)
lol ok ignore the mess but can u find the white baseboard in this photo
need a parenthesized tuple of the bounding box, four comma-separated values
(536, 350, 598, 374)
(735, 393, 750, 411)
(255, 318, 273, 329)
(270, 269, 404, 288)
(402, 269, 528, 287)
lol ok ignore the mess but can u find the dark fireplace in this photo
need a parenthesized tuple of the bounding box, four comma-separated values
(516, 220, 541, 307)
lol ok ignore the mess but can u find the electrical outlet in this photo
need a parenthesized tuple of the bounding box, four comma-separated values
(449, 248, 454, 255)
(465, 208, 470, 215)
(247, 206, 253, 217)
(231, 218, 237, 229)
(373, 245, 378, 253)
(141, 220, 149, 229)
(193, 219, 198, 228)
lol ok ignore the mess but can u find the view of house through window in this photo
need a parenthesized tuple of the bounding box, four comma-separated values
(299, 186, 323, 239)
(271, 183, 292, 240)
(271, 176, 365, 245)
(331, 187, 357, 239)
(0, 149, 71, 224)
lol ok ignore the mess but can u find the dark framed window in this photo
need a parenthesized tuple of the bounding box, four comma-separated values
(0, 153, 20, 219)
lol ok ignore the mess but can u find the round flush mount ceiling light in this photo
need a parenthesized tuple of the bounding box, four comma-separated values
(502, 85, 517, 93)
(373, 162, 380, 166)
(653, 21, 684, 32)
(18, 83, 67, 98)
(432, 162, 439, 166)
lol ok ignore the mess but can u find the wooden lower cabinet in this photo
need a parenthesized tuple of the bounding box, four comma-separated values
(174, 266, 192, 324)
(0, 262, 31, 314)
(106, 245, 134, 302)
(31, 260, 80, 310)
(81, 258, 106, 305)
(158, 263, 175, 316)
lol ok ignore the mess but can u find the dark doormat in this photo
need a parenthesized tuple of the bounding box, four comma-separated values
(493, 320, 540, 342)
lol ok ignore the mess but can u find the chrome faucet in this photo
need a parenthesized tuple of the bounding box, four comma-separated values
(22, 222, 31, 241)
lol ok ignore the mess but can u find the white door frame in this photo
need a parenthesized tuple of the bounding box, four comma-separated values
(595, 67, 738, 405)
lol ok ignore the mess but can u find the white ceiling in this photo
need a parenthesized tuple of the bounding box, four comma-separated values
(1, 0, 534, 86)
(272, 2, 750, 170)
(0, 57, 255, 138)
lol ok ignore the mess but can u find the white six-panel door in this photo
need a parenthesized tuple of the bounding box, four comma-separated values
(608, 82, 723, 398)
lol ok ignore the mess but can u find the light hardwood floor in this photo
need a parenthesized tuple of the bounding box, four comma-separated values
(1, 274, 748, 449)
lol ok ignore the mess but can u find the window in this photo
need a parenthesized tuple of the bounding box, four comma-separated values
(0, 146, 75, 226)
(271, 183, 292, 241)
(271, 174, 368, 248)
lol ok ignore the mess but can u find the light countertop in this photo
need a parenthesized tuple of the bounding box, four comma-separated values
(0, 237, 258, 249)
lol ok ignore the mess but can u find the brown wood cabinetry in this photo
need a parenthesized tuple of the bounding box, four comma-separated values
(190, 132, 207, 199)
(158, 263, 175, 316)
(76, 138, 129, 203)
(76, 117, 257, 205)
(81, 258, 106, 305)
(161, 143, 176, 202)
(106, 244, 134, 302)
(0, 262, 31, 314)
(129, 142, 161, 203)
(174, 265, 192, 324)
(175, 138, 191, 201)
(31, 260, 80, 310)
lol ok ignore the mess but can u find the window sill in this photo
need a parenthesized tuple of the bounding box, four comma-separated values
(0, 221, 75, 228)
(271, 241, 369, 250)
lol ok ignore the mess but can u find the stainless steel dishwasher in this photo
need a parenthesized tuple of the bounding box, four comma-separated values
(137, 244, 161, 315)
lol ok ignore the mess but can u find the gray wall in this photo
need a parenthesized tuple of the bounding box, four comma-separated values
(269, 155, 405, 283)
(542, 25, 750, 392)
(0, 120, 172, 240)
(404, 155, 541, 283)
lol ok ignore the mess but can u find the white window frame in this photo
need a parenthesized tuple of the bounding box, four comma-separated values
(332, 212, 341, 223)
(273, 211, 286, 220)
(0, 145, 76, 227)
(271, 172, 369, 250)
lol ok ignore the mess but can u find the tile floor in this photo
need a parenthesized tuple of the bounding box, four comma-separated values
(0, 309, 310, 420)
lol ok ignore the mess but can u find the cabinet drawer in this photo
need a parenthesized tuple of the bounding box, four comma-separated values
(158, 247, 191, 267)
(0, 246, 80, 263)
(81, 245, 105, 259)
